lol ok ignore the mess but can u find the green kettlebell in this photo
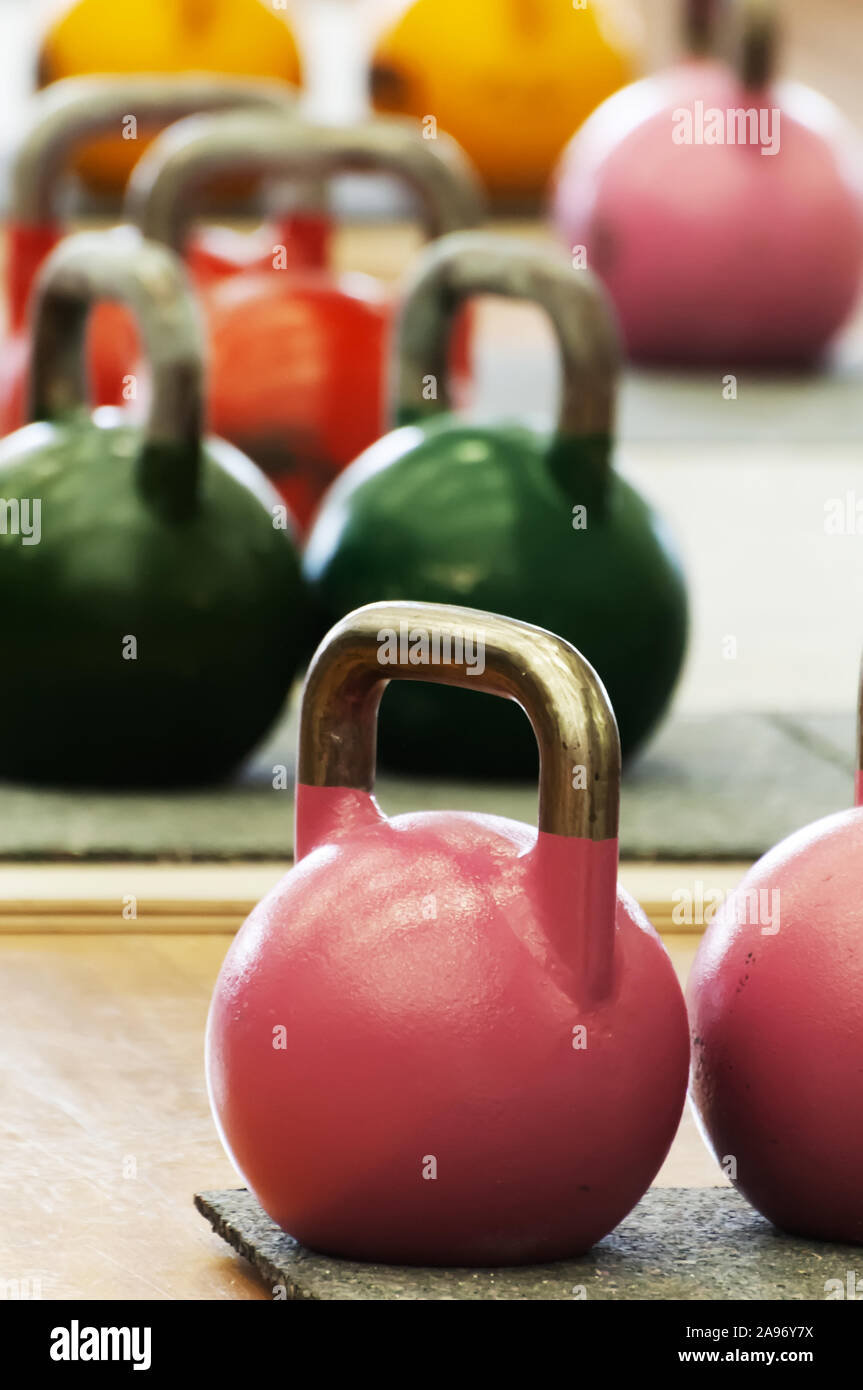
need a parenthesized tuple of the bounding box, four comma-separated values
(303, 232, 688, 777)
(0, 228, 305, 787)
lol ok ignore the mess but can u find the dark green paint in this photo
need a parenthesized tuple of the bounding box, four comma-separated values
(303, 419, 688, 778)
(0, 414, 306, 787)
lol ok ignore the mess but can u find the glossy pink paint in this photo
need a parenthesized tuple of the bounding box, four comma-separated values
(552, 63, 863, 365)
(206, 783, 689, 1265)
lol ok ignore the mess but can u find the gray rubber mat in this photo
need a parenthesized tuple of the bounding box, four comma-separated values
(0, 709, 852, 862)
(195, 1186, 859, 1301)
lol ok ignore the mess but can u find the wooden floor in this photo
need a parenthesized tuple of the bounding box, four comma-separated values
(1, 929, 719, 1300)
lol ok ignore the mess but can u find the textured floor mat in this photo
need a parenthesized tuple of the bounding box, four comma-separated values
(0, 710, 850, 862)
(195, 1186, 859, 1301)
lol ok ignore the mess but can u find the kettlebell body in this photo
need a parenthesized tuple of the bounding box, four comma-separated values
(305, 420, 687, 774)
(553, 27, 863, 364)
(207, 602, 689, 1265)
(37, 0, 301, 194)
(210, 803, 689, 1265)
(130, 112, 483, 532)
(184, 213, 331, 296)
(303, 234, 688, 776)
(689, 658, 863, 1248)
(371, 0, 640, 202)
(688, 809, 863, 1244)
(206, 268, 389, 530)
(0, 230, 306, 788)
(0, 417, 302, 786)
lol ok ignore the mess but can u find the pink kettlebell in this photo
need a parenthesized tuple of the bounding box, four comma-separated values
(688, 657, 863, 1244)
(206, 602, 689, 1266)
(552, 0, 863, 365)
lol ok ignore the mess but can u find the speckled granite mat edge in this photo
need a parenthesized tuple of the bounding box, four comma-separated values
(195, 1187, 861, 1302)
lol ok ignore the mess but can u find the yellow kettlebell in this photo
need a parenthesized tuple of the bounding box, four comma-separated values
(37, 0, 302, 196)
(370, 0, 641, 203)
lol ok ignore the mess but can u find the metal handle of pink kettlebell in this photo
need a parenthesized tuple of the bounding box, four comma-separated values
(127, 110, 484, 255)
(10, 74, 296, 223)
(738, 0, 778, 90)
(391, 231, 620, 445)
(298, 601, 620, 842)
(684, 0, 730, 56)
(28, 228, 205, 521)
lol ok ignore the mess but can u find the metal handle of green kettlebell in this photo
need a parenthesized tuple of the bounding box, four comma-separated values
(28, 228, 205, 521)
(391, 231, 620, 444)
(299, 601, 620, 841)
(10, 74, 296, 222)
(127, 110, 484, 253)
(738, 0, 778, 89)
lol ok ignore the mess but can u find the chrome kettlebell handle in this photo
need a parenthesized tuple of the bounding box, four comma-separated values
(28, 228, 205, 520)
(10, 74, 296, 222)
(299, 601, 620, 842)
(390, 230, 620, 444)
(127, 110, 484, 253)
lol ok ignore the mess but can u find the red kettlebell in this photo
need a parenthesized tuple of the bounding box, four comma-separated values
(0, 74, 306, 436)
(128, 112, 483, 532)
(207, 602, 689, 1266)
(688, 661, 863, 1244)
(552, 0, 863, 366)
